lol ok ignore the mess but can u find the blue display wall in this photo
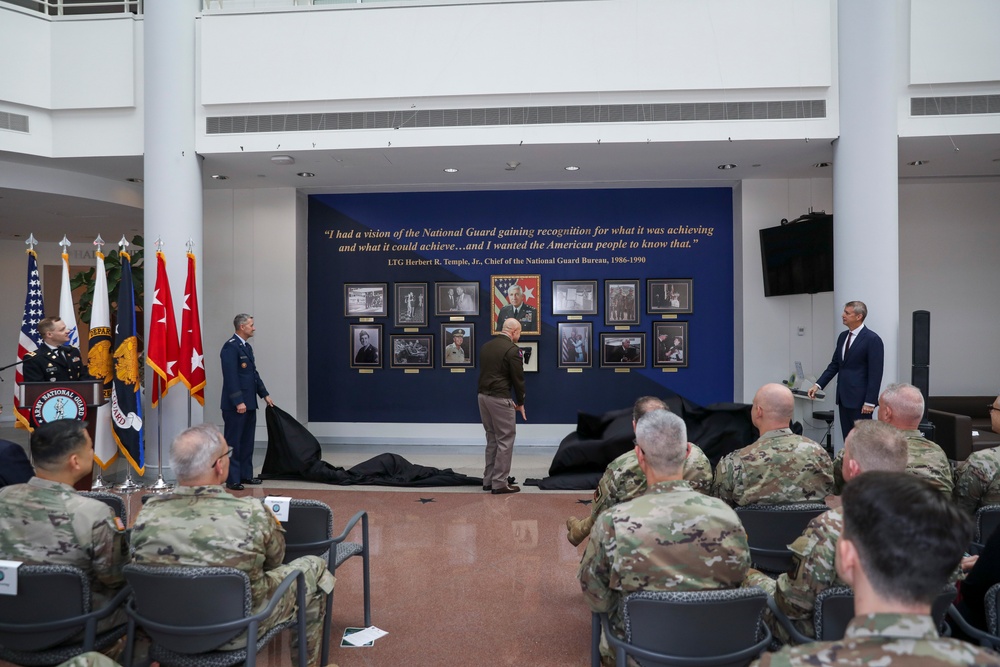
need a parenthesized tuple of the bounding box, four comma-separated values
(308, 188, 733, 424)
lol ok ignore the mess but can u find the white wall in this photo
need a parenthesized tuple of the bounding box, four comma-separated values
(202, 187, 309, 440)
(200, 0, 833, 106)
(898, 178, 1000, 396)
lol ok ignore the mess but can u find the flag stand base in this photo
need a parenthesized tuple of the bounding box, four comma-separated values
(147, 475, 173, 492)
(116, 469, 145, 493)
(91, 474, 107, 491)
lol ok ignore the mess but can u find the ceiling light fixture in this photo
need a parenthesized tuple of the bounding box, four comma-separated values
(908, 160, 930, 166)
(717, 164, 737, 170)
(813, 162, 832, 168)
(564, 166, 580, 171)
(443, 168, 459, 173)
(297, 172, 315, 178)
(271, 155, 295, 165)
(126, 177, 143, 183)
(211, 174, 228, 180)
(505, 161, 520, 171)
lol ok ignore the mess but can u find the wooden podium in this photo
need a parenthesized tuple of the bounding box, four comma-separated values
(21, 380, 107, 491)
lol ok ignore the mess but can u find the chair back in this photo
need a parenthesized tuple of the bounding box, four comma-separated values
(0, 564, 89, 651)
(735, 504, 828, 573)
(619, 588, 770, 667)
(282, 499, 335, 564)
(816, 584, 957, 641)
(79, 491, 127, 523)
(124, 565, 251, 654)
(976, 505, 1000, 545)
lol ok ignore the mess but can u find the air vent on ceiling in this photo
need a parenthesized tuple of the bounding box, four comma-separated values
(0, 111, 29, 133)
(911, 95, 1000, 116)
(207, 99, 826, 134)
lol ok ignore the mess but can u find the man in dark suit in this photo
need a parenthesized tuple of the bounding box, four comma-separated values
(22, 316, 90, 383)
(809, 300, 884, 438)
(495, 284, 538, 333)
(220, 313, 274, 490)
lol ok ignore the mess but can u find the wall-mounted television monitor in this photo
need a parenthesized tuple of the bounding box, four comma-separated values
(759, 213, 834, 297)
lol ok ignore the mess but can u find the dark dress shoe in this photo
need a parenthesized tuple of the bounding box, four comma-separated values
(483, 485, 491, 491)
(491, 485, 520, 495)
(242, 478, 263, 485)
(226, 483, 245, 491)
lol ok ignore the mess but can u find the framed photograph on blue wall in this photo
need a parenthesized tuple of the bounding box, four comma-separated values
(350, 324, 383, 369)
(558, 322, 592, 368)
(435, 282, 479, 317)
(394, 283, 428, 327)
(604, 279, 640, 326)
(441, 324, 475, 367)
(390, 334, 433, 369)
(552, 280, 598, 316)
(653, 322, 689, 368)
(600, 332, 645, 368)
(648, 279, 693, 315)
(345, 283, 387, 317)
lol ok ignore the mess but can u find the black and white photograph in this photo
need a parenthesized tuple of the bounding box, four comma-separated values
(517, 341, 539, 373)
(394, 282, 428, 327)
(345, 283, 388, 317)
(390, 334, 433, 369)
(350, 324, 382, 369)
(647, 279, 693, 315)
(434, 281, 479, 317)
(441, 323, 475, 367)
(599, 332, 645, 368)
(653, 322, 689, 368)
(558, 322, 592, 368)
(604, 279, 640, 326)
(552, 280, 597, 316)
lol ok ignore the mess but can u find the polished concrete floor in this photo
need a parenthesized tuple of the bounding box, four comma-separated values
(0, 431, 597, 667)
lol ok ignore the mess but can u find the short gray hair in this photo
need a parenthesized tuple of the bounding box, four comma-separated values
(845, 301, 868, 320)
(880, 382, 924, 423)
(506, 284, 523, 296)
(632, 396, 667, 423)
(233, 313, 253, 329)
(635, 410, 687, 473)
(171, 423, 226, 482)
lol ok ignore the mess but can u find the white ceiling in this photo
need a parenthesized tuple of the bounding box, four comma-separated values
(1, 133, 998, 244)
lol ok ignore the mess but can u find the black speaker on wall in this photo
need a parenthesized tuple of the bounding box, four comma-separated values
(912, 310, 933, 439)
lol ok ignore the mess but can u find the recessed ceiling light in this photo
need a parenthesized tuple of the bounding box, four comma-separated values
(813, 162, 832, 168)
(297, 172, 315, 178)
(211, 174, 228, 180)
(751, 164, 762, 168)
(564, 165, 580, 171)
(126, 177, 143, 183)
(908, 160, 930, 166)
(993, 158, 1000, 163)
(271, 155, 295, 165)
(443, 168, 459, 173)
(717, 164, 737, 170)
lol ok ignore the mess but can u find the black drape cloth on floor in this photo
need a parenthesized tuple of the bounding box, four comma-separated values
(260, 405, 482, 487)
(528, 390, 754, 490)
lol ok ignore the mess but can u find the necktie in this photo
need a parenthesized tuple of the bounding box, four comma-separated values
(844, 332, 853, 358)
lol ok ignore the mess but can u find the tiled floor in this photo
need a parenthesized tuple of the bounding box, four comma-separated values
(1, 433, 598, 667)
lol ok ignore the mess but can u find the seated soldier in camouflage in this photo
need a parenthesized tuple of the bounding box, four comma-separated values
(712, 383, 833, 506)
(566, 395, 713, 546)
(831, 383, 953, 496)
(579, 410, 750, 667)
(953, 393, 1000, 513)
(130, 424, 336, 667)
(748, 420, 908, 643)
(0, 420, 128, 641)
(751, 471, 1000, 667)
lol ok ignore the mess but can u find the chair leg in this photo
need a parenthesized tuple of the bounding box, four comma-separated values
(321, 584, 333, 666)
(362, 514, 372, 627)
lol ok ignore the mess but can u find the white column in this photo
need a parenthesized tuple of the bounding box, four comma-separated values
(142, 1, 204, 479)
(832, 0, 899, 443)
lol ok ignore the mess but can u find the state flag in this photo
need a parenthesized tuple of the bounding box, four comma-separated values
(111, 249, 144, 474)
(178, 251, 206, 405)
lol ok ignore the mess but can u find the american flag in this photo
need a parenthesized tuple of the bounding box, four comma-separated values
(15, 251, 44, 429)
(492, 276, 537, 323)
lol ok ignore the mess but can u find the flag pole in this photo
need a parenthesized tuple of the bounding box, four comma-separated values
(115, 236, 144, 493)
(90, 235, 107, 490)
(186, 239, 194, 428)
(147, 237, 173, 493)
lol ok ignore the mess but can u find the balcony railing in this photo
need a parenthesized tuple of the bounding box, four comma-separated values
(3, 0, 141, 16)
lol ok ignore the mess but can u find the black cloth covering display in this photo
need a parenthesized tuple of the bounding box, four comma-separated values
(260, 405, 482, 487)
(528, 390, 754, 490)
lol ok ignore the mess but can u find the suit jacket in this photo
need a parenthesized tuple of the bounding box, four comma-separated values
(22, 345, 90, 383)
(220, 335, 269, 411)
(0, 440, 33, 487)
(496, 303, 538, 332)
(816, 326, 884, 408)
